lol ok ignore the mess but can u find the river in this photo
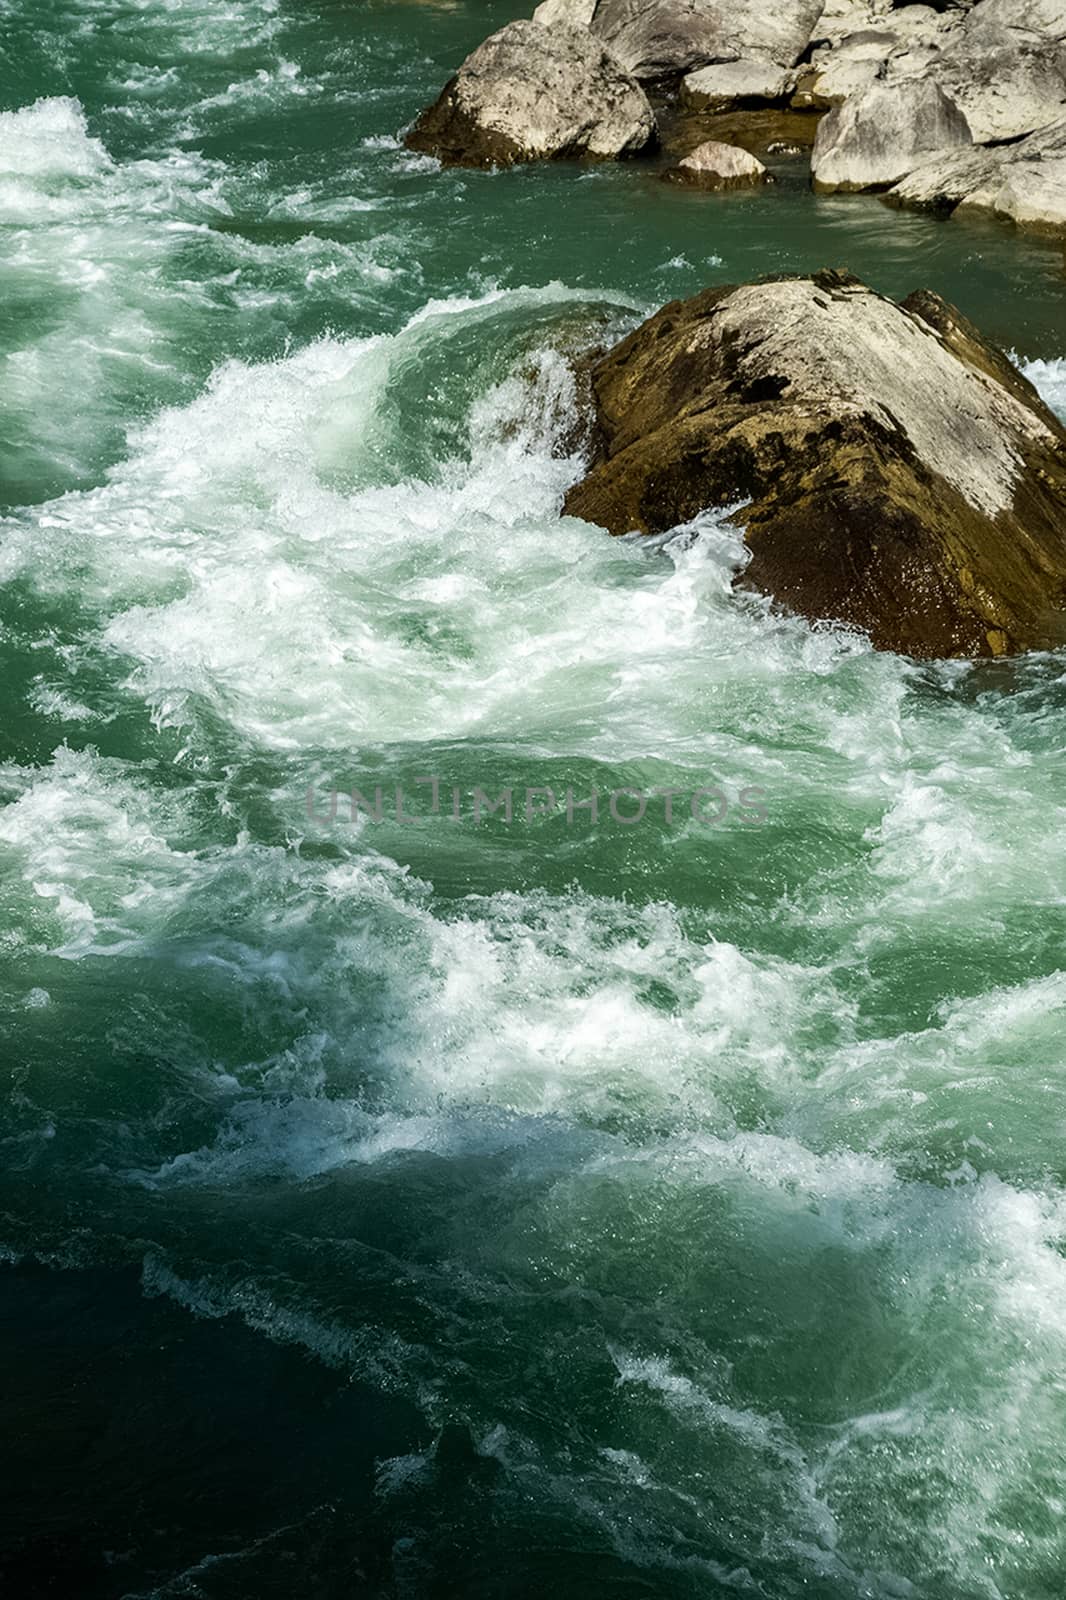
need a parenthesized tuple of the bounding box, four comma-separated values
(2, 2, 1066, 1596)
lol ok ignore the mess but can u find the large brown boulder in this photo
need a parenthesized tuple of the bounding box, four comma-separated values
(563, 271, 1066, 659)
(404, 20, 655, 168)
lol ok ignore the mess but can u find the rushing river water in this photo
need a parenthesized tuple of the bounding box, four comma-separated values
(3, 2, 1066, 1596)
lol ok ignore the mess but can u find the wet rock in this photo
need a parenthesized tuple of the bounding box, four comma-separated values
(563, 270, 1066, 659)
(811, 77, 971, 191)
(404, 20, 656, 167)
(663, 138, 772, 185)
(662, 104, 822, 159)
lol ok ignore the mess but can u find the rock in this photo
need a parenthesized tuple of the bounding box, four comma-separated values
(956, 153, 1066, 229)
(974, 0, 1066, 42)
(903, 18, 1066, 142)
(811, 78, 971, 192)
(680, 59, 792, 109)
(664, 106, 822, 159)
(663, 138, 772, 185)
(404, 20, 656, 168)
(792, 29, 899, 108)
(798, 2, 1056, 135)
(533, 0, 599, 25)
(884, 142, 1001, 209)
(562, 271, 1066, 659)
(887, 117, 1066, 230)
(580, 0, 826, 79)
(811, 0, 899, 49)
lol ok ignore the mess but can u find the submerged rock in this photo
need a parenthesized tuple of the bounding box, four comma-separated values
(663, 139, 771, 186)
(404, 20, 655, 167)
(811, 78, 972, 192)
(563, 271, 1066, 659)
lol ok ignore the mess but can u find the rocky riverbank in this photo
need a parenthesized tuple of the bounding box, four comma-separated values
(406, 0, 1066, 235)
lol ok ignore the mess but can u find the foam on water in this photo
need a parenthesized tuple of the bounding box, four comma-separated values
(0, 92, 422, 503)
(1020, 354, 1066, 421)
(4, 7, 1066, 1588)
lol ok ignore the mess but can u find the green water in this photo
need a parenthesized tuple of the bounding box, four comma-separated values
(3, 2, 1066, 1596)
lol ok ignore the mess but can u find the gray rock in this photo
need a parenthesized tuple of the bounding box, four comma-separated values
(975, 0, 1066, 42)
(792, 29, 900, 108)
(533, 0, 599, 24)
(663, 138, 772, 185)
(680, 58, 792, 109)
(958, 156, 1066, 228)
(812, 0, 900, 49)
(884, 143, 1003, 209)
(907, 17, 1066, 142)
(404, 20, 656, 167)
(887, 116, 1066, 230)
(811, 77, 972, 191)
(584, 0, 826, 79)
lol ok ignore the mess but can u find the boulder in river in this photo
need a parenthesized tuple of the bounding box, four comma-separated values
(908, 14, 1066, 143)
(404, 20, 656, 167)
(811, 78, 972, 192)
(680, 59, 793, 110)
(886, 118, 1066, 231)
(663, 139, 771, 187)
(792, 30, 900, 109)
(563, 270, 1066, 659)
(533, 0, 826, 79)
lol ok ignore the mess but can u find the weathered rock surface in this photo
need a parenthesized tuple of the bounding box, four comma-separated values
(404, 20, 655, 167)
(976, 0, 1066, 41)
(792, 29, 899, 108)
(680, 58, 792, 109)
(533, 0, 599, 26)
(884, 142, 1002, 209)
(538, 0, 825, 79)
(663, 138, 771, 185)
(796, 0, 1066, 145)
(887, 117, 1066, 230)
(811, 78, 971, 191)
(904, 16, 1066, 142)
(810, 0, 901, 50)
(958, 159, 1066, 229)
(563, 271, 1066, 659)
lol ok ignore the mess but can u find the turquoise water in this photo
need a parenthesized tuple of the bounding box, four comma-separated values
(3, 2, 1066, 1596)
